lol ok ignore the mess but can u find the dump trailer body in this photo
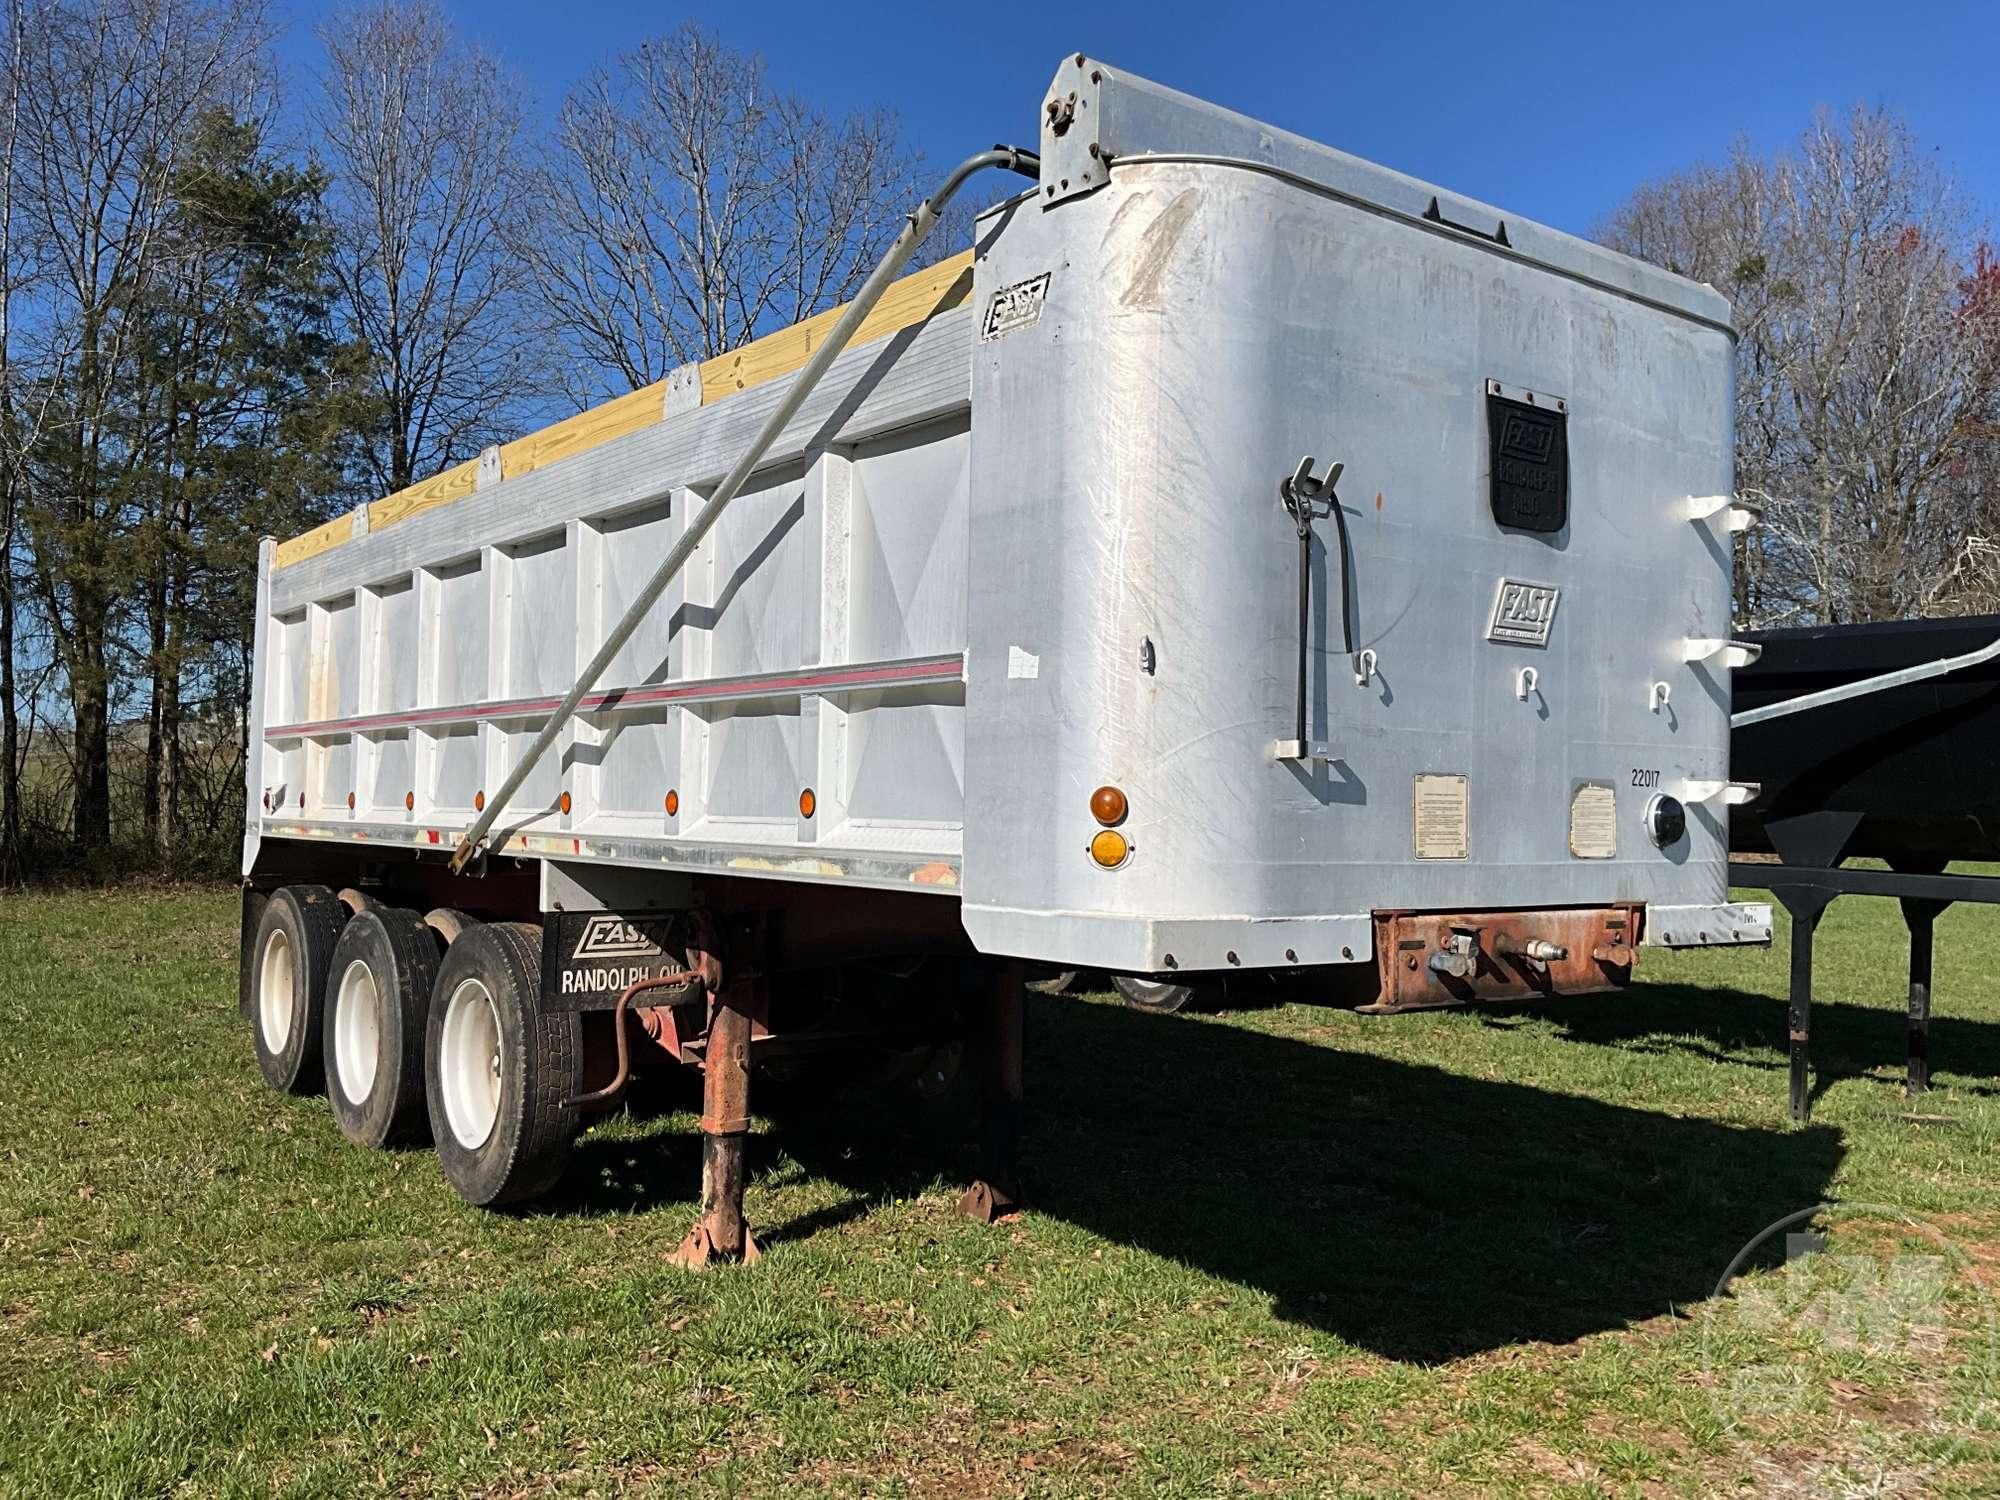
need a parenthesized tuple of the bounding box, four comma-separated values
(1733, 613, 2000, 867)
(246, 56, 1767, 991)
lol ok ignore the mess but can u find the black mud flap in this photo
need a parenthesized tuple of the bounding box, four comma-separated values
(540, 910, 692, 1012)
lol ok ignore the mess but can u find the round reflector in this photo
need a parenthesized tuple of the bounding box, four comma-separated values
(799, 787, 817, 818)
(1089, 829, 1129, 868)
(1089, 785, 1128, 825)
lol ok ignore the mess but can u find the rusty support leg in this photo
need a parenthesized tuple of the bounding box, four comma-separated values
(959, 959, 1025, 1224)
(1901, 898, 1948, 1098)
(670, 979, 763, 1269)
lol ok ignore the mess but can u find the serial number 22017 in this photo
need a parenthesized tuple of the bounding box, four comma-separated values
(1630, 768, 1660, 788)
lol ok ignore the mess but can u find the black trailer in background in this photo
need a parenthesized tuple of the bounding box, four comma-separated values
(1729, 614, 2000, 1122)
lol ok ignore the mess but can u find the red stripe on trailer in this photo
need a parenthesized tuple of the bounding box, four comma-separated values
(263, 653, 965, 741)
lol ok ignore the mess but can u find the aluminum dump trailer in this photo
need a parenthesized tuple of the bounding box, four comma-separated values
(240, 55, 1770, 1241)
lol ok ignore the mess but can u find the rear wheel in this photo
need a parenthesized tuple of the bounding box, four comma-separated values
(324, 907, 443, 1148)
(1112, 972, 1202, 1014)
(248, 885, 346, 1094)
(425, 923, 581, 1207)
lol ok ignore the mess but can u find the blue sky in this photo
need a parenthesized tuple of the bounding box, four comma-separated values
(272, 0, 1997, 242)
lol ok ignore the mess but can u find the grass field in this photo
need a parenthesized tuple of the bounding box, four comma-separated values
(3, 885, 2000, 1496)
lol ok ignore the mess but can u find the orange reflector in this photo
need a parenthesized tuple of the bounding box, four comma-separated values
(559, 791, 572, 815)
(1089, 829, 1129, 868)
(298, 792, 305, 809)
(1089, 784, 1128, 825)
(405, 791, 415, 811)
(346, 792, 355, 810)
(665, 789, 679, 816)
(799, 787, 817, 819)
(474, 790, 485, 812)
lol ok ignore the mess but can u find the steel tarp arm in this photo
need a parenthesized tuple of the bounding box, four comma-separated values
(449, 146, 1039, 874)
(1731, 632, 2000, 730)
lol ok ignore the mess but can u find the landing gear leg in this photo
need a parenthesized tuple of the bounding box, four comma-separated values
(671, 978, 764, 1268)
(959, 959, 1025, 1223)
(1776, 888, 1835, 1125)
(1901, 897, 1949, 1097)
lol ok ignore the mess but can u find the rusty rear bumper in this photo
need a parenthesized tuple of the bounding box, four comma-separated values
(1359, 905, 1642, 1013)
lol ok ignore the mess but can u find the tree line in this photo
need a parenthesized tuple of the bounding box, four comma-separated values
(1, 2, 1996, 886)
(1595, 109, 2000, 627)
(0, 0, 940, 882)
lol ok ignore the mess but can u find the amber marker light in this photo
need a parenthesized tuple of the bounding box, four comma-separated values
(799, 787, 817, 819)
(474, 790, 485, 811)
(665, 789, 679, 816)
(346, 792, 356, 810)
(1089, 828, 1130, 868)
(405, 791, 415, 811)
(1089, 785, 1128, 825)
(559, 791, 572, 815)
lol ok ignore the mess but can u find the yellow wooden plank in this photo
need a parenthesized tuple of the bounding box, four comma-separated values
(273, 508, 361, 570)
(366, 457, 483, 533)
(698, 250, 975, 404)
(272, 250, 978, 565)
(497, 380, 666, 485)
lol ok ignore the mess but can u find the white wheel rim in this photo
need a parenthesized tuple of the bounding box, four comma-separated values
(258, 927, 295, 1053)
(439, 977, 503, 1150)
(334, 958, 382, 1103)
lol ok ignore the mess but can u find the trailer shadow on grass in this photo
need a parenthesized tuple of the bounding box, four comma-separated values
(1518, 981, 2000, 1106)
(556, 993, 1848, 1365)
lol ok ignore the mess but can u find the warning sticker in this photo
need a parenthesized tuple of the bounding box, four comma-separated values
(1569, 782, 1617, 859)
(1413, 773, 1469, 860)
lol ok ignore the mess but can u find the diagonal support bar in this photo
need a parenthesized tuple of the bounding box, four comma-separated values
(450, 146, 1040, 874)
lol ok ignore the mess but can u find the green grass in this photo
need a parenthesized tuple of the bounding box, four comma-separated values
(4, 884, 2000, 1496)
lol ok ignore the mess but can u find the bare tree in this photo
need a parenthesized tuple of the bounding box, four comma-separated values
(515, 23, 940, 405)
(316, 0, 538, 493)
(1599, 108, 2000, 627)
(9, 0, 269, 854)
(0, 0, 27, 881)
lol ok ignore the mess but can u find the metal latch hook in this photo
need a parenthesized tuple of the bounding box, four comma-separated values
(1280, 455, 1343, 537)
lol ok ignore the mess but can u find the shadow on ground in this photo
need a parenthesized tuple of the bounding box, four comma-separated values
(554, 990, 1844, 1363)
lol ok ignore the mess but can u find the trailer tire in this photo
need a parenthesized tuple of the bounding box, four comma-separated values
(1112, 973, 1202, 1014)
(248, 885, 347, 1094)
(324, 907, 443, 1149)
(425, 922, 580, 1208)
